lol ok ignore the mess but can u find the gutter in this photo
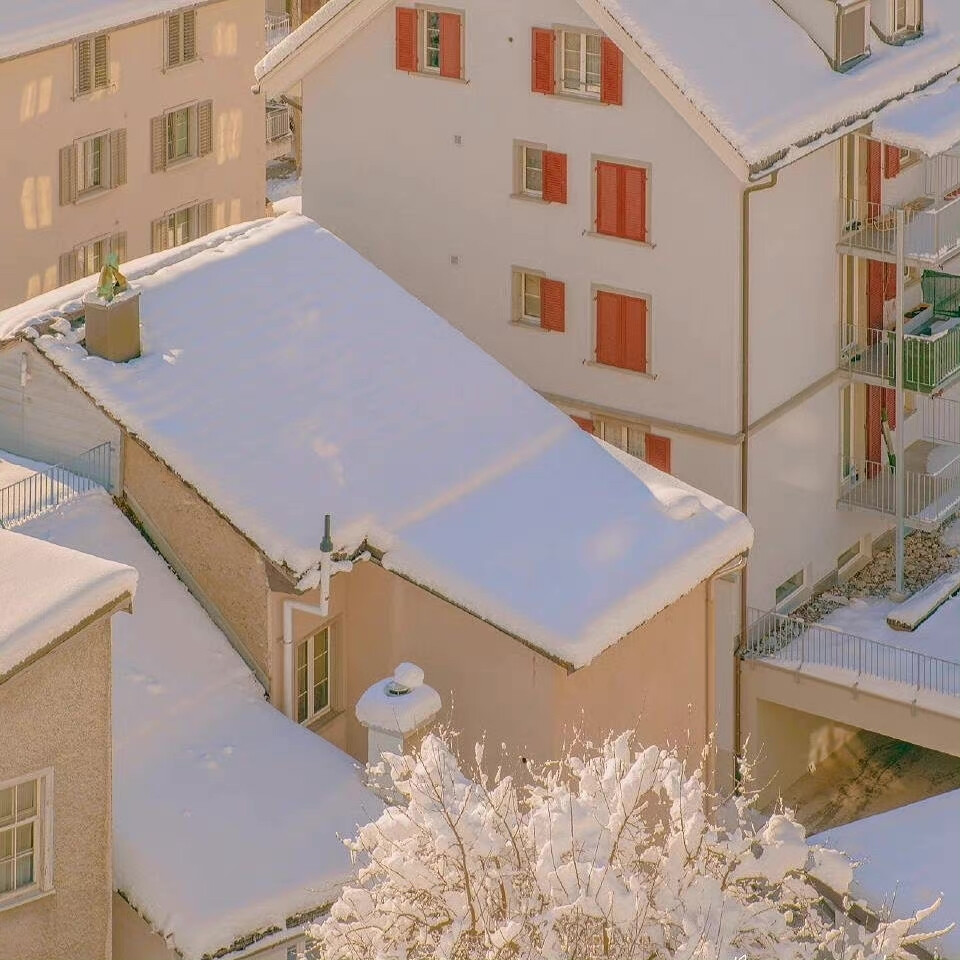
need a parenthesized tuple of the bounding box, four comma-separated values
(734, 171, 778, 788)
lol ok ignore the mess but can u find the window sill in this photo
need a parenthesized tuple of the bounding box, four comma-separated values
(510, 192, 550, 205)
(0, 886, 55, 915)
(164, 154, 202, 172)
(163, 57, 203, 72)
(403, 70, 468, 85)
(303, 708, 340, 733)
(585, 231, 654, 249)
(74, 186, 112, 206)
(551, 89, 604, 106)
(510, 319, 558, 334)
(72, 84, 114, 102)
(583, 360, 656, 380)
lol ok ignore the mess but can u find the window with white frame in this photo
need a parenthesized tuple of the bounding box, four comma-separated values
(78, 133, 109, 195)
(520, 145, 543, 198)
(295, 626, 331, 724)
(518, 271, 542, 325)
(838, 541, 862, 573)
(595, 418, 646, 458)
(75, 34, 109, 96)
(775, 570, 806, 608)
(0, 773, 49, 903)
(561, 30, 601, 97)
(167, 108, 192, 163)
(151, 200, 212, 253)
(422, 10, 442, 72)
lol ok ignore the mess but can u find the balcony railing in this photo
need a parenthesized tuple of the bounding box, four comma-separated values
(0, 443, 113, 529)
(265, 12, 291, 50)
(743, 607, 960, 698)
(266, 104, 291, 144)
(839, 195, 960, 265)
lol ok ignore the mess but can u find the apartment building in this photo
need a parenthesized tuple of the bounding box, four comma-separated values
(254, 0, 960, 621)
(0, 0, 266, 310)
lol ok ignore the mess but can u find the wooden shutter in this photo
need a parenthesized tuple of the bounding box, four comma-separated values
(76, 39, 92, 95)
(197, 100, 214, 157)
(542, 151, 567, 204)
(622, 294, 647, 372)
(645, 434, 671, 473)
(531, 27, 555, 94)
(439, 13, 461, 79)
(396, 8, 418, 72)
(596, 291, 621, 366)
(58, 251, 79, 285)
(151, 217, 168, 254)
(198, 200, 214, 236)
(167, 14, 182, 67)
(622, 165, 647, 241)
(867, 139, 882, 207)
(110, 129, 127, 187)
(596, 161, 619, 235)
(94, 34, 109, 89)
(540, 278, 565, 332)
(110, 232, 128, 264)
(151, 115, 166, 172)
(884, 144, 901, 179)
(59, 145, 77, 205)
(183, 10, 197, 61)
(600, 37, 623, 105)
(571, 416, 595, 433)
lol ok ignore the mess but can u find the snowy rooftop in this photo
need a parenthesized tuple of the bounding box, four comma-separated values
(0, 0, 198, 62)
(255, 0, 960, 174)
(20, 491, 380, 960)
(813, 789, 960, 955)
(871, 74, 960, 156)
(0, 489, 137, 678)
(0, 215, 752, 669)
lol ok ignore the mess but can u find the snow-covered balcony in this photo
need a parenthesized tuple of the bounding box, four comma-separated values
(265, 102, 291, 160)
(265, 12, 291, 50)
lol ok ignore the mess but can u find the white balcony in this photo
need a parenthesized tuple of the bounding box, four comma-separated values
(265, 12, 291, 50)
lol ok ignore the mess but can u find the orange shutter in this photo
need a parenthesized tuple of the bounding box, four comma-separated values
(439, 13, 461, 79)
(645, 434, 671, 473)
(884, 144, 901, 179)
(542, 151, 567, 204)
(531, 28, 555, 94)
(571, 416, 595, 433)
(541, 278, 565, 332)
(622, 165, 647, 241)
(596, 291, 621, 366)
(867, 139, 882, 209)
(622, 295, 647, 372)
(396, 8, 418, 72)
(600, 37, 623, 105)
(596, 161, 620, 235)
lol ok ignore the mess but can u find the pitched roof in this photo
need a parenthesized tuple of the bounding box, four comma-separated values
(254, 0, 960, 178)
(0, 214, 752, 669)
(870, 72, 960, 156)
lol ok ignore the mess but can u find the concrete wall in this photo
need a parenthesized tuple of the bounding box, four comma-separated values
(0, 618, 113, 960)
(0, 0, 266, 309)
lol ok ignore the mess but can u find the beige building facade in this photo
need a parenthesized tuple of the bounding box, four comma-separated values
(0, 0, 266, 309)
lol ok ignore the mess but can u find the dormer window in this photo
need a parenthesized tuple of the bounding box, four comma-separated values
(891, 0, 922, 37)
(837, 2, 869, 70)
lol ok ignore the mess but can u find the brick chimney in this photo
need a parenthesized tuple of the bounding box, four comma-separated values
(83, 286, 141, 363)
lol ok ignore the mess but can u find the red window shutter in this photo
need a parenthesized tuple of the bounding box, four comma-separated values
(596, 291, 621, 366)
(571, 415, 595, 433)
(600, 37, 623, 105)
(645, 434, 671, 473)
(622, 165, 647, 241)
(540, 278, 565, 332)
(621, 295, 647, 372)
(867, 139, 882, 206)
(396, 8, 418, 72)
(884, 144, 901, 179)
(542, 151, 567, 204)
(596, 161, 619, 235)
(531, 28, 555, 94)
(867, 259, 884, 330)
(439, 13, 461, 79)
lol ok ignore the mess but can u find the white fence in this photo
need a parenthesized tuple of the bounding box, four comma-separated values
(265, 12, 291, 50)
(266, 104, 291, 144)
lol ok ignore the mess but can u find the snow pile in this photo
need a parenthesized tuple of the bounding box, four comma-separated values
(355, 663, 442, 734)
(0, 0, 200, 61)
(886, 569, 960, 631)
(255, 0, 358, 82)
(19, 492, 381, 960)
(871, 73, 960, 156)
(0, 214, 752, 669)
(271, 195, 303, 215)
(814, 789, 960, 956)
(0, 512, 136, 678)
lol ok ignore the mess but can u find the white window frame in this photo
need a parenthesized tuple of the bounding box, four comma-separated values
(421, 9, 442, 74)
(840, 382, 855, 482)
(76, 235, 109, 277)
(520, 144, 544, 199)
(515, 270, 543, 326)
(560, 29, 601, 98)
(0, 770, 53, 910)
(295, 626, 332, 725)
(76, 132, 111, 197)
(594, 417, 646, 459)
(166, 106, 196, 165)
(775, 569, 807, 609)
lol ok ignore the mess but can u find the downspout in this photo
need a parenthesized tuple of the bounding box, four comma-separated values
(734, 172, 778, 788)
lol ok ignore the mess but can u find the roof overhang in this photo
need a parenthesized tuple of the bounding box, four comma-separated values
(870, 72, 960, 157)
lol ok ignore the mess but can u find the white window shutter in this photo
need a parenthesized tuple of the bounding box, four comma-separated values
(110, 129, 127, 187)
(166, 15, 181, 67)
(150, 116, 166, 172)
(197, 100, 213, 157)
(58, 251, 79, 285)
(76, 39, 92, 95)
(59, 145, 77, 205)
(94, 34, 109, 89)
(151, 218, 167, 254)
(183, 10, 197, 61)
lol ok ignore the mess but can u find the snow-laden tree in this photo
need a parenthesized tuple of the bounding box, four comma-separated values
(312, 732, 948, 960)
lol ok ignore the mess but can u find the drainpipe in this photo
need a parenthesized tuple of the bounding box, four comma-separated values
(734, 172, 778, 788)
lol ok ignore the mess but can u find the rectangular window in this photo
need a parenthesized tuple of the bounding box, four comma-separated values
(296, 627, 331, 724)
(562, 31, 601, 97)
(595, 418, 646, 459)
(522, 146, 543, 198)
(423, 10, 441, 72)
(512, 269, 565, 332)
(166, 10, 198, 68)
(152, 201, 213, 253)
(167, 108, 192, 163)
(75, 34, 109, 96)
(0, 773, 49, 904)
(521, 272, 541, 324)
(77, 133, 110, 195)
(838, 542, 861, 571)
(396, 7, 463, 79)
(153, 102, 212, 171)
(775, 570, 806, 608)
(595, 289, 648, 372)
(840, 383, 854, 480)
(595, 160, 648, 242)
(838, 5, 867, 67)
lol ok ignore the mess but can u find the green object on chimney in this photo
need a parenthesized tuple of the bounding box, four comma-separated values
(97, 252, 129, 303)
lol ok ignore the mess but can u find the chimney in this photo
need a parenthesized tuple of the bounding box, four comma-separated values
(355, 662, 441, 799)
(772, 0, 871, 71)
(83, 255, 141, 363)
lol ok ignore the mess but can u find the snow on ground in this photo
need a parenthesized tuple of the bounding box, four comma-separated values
(267, 176, 303, 204)
(871, 74, 960, 157)
(814, 789, 960, 956)
(0, 214, 752, 669)
(0, 451, 53, 490)
(19, 492, 381, 960)
(271, 195, 303, 215)
(0, 0, 199, 61)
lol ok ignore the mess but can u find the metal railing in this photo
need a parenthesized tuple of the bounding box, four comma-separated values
(0, 443, 113, 529)
(922, 152, 960, 201)
(743, 607, 960, 698)
(266, 104, 291, 144)
(921, 394, 960, 446)
(839, 195, 960, 264)
(265, 12, 291, 49)
(840, 321, 960, 393)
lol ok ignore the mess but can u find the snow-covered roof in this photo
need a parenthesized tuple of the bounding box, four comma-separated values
(813, 790, 960, 955)
(871, 73, 960, 156)
(0, 0, 200, 62)
(20, 491, 380, 960)
(0, 517, 136, 679)
(0, 214, 752, 669)
(254, 0, 960, 177)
